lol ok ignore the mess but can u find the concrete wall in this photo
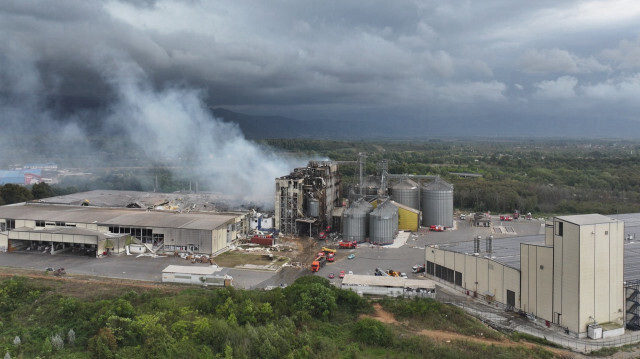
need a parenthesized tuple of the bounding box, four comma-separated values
(555, 220, 580, 333)
(213, 227, 229, 253)
(521, 244, 553, 320)
(341, 283, 435, 298)
(553, 218, 624, 337)
(578, 221, 624, 335)
(0, 233, 7, 252)
(426, 246, 522, 309)
(162, 272, 228, 286)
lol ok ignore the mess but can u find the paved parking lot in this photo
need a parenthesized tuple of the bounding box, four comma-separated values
(1, 219, 544, 289)
(0, 250, 275, 289)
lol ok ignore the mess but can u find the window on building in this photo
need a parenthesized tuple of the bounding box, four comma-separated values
(426, 261, 435, 275)
(455, 271, 462, 286)
(55, 221, 65, 227)
(556, 221, 563, 236)
(152, 233, 164, 245)
(36, 220, 45, 227)
(6, 219, 15, 230)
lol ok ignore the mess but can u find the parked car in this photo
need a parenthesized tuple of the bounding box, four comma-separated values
(348, 270, 353, 275)
(339, 270, 345, 278)
(347, 253, 355, 259)
(400, 272, 408, 278)
(328, 272, 335, 279)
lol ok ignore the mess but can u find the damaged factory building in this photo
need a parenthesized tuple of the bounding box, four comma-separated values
(275, 161, 342, 236)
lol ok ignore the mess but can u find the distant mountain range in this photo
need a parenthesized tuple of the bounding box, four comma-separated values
(210, 108, 399, 140)
(211, 107, 640, 140)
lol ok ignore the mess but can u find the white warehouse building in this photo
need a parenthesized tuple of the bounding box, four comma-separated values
(425, 214, 626, 338)
(0, 202, 244, 257)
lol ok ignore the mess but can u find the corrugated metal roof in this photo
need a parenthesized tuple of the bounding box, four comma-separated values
(556, 213, 619, 226)
(0, 203, 236, 230)
(389, 200, 419, 214)
(428, 212, 640, 280)
(35, 190, 235, 210)
(423, 177, 453, 191)
(162, 265, 223, 275)
(391, 178, 419, 189)
(371, 200, 397, 216)
(341, 274, 436, 289)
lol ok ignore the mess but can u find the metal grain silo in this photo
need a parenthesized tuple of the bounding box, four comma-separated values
(421, 177, 454, 228)
(369, 200, 398, 245)
(342, 199, 373, 242)
(390, 178, 420, 210)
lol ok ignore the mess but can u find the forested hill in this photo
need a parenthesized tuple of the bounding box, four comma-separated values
(0, 274, 565, 358)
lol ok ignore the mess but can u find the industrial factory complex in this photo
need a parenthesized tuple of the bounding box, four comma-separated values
(0, 190, 246, 257)
(3, 158, 640, 343)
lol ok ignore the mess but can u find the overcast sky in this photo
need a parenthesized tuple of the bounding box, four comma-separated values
(2, 0, 640, 132)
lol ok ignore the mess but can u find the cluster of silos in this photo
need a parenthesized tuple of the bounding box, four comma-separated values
(421, 177, 454, 228)
(369, 200, 399, 244)
(342, 198, 374, 242)
(390, 178, 420, 210)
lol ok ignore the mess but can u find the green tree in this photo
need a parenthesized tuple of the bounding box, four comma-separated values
(31, 182, 54, 199)
(284, 277, 337, 320)
(0, 184, 32, 204)
(130, 314, 174, 358)
(88, 327, 117, 359)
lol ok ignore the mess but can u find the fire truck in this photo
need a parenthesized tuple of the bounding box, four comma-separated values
(311, 255, 327, 272)
(339, 241, 357, 249)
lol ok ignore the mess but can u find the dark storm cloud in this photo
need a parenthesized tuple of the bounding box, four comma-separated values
(1, 0, 640, 132)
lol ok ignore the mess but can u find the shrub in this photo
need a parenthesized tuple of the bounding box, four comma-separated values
(88, 327, 117, 359)
(351, 318, 393, 347)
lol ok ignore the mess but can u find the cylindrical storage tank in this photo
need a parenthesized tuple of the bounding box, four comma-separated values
(342, 199, 373, 242)
(422, 178, 454, 228)
(369, 201, 398, 245)
(307, 198, 319, 217)
(390, 178, 420, 210)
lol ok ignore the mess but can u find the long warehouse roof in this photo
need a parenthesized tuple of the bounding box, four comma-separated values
(0, 203, 237, 230)
(430, 212, 640, 282)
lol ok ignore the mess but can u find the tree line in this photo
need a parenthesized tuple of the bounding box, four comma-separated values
(1, 275, 556, 358)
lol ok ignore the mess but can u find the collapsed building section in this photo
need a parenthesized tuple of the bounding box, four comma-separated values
(275, 161, 341, 235)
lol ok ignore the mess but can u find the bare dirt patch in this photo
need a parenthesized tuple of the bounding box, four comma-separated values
(0, 267, 188, 300)
(214, 251, 277, 267)
(220, 235, 319, 270)
(362, 303, 579, 358)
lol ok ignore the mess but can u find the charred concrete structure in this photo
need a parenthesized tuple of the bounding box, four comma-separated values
(275, 161, 341, 235)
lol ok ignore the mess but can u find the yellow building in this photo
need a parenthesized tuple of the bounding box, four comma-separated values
(370, 199, 420, 232)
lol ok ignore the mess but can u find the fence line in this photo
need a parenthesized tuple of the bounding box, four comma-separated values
(446, 300, 640, 353)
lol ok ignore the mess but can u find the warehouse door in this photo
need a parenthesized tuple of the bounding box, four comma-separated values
(506, 290, 515, 308)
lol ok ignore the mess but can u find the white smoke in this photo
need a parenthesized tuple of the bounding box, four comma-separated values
(0, 49, 306, 208)
(103, 62, 305, 208)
